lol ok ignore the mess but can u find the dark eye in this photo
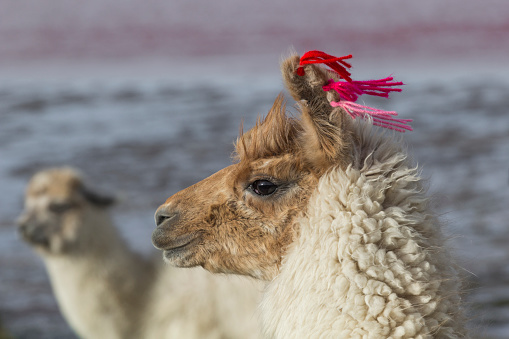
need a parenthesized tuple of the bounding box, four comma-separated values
(48, 202, 75, 214)
(250, 180, 277, 196)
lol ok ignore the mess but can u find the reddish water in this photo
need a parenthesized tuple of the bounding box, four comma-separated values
(0, 0, 507, 64)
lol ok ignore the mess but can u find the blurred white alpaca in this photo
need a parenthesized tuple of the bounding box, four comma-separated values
(18, 167, 262, 339)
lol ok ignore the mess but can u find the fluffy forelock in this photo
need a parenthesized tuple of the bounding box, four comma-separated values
(234, 94, 302, 163)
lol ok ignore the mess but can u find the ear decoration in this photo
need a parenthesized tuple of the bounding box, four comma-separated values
(297, 50, 412, 132)
(296, 51, 353, 82)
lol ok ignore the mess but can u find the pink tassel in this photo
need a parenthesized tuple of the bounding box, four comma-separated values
(331, 101, 413, 132)
(323, 77, 403, 102)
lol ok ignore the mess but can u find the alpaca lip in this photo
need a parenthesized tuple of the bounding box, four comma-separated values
(165, 234, 196, 250)
(152, 228, 199, 252)
(162, 235, 201, 258)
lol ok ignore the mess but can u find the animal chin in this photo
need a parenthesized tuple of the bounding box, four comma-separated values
(158, 234, 202, 266)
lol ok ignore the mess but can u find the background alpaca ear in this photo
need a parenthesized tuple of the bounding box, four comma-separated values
(80, 186, 115, 208)
(280, 55, 353, 173)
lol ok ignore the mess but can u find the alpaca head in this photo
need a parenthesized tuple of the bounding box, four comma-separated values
(18, 167, 115, 255)
(152, 55, 354, 280)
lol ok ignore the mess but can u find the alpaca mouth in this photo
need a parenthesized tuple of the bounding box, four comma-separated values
(163, 238, 201, 264)
(19, 224, 50, 248)
(153, 232, 201, 258)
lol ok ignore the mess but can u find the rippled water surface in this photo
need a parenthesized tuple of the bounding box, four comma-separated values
(1, 70, 508, 338)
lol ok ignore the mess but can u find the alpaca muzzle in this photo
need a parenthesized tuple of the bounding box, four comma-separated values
(152, 206, 182, 249)
(17, 216, 50, 247)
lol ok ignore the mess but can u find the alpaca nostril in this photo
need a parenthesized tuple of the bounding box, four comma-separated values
(17, 215, 31, 234)
(154, 208, 179, 228)
(155, 214, 166, 227)
(18, 222, 28, 235)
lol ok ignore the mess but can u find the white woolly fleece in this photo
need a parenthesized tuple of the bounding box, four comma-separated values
(261, 123, 465, 338)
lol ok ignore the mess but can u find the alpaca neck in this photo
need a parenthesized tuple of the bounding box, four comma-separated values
(43, 211, 155, 339)
(261, 124, 465, 338)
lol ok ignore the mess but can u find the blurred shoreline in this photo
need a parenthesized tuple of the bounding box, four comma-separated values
(1, 52, 508, 84)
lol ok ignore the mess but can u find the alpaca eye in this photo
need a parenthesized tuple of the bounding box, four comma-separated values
(49, 202, 75, 214)
(250, 180, 277, 196)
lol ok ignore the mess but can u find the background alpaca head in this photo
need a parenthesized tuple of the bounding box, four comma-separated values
(18, 167, 115, 255)
(152, 55, 354, 280)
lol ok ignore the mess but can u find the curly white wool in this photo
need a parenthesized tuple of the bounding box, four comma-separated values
(261, 122, 464, 338)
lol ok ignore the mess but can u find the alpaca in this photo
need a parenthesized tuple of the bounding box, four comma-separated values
(18, 167, 262, 339)
(0, 318, 11, 339)
(152, 55, 467, 338)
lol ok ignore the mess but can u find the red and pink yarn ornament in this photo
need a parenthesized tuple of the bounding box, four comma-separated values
(297, 50, 412, 132)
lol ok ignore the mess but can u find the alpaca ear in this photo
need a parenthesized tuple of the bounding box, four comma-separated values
(280, 54, 353, 173)
(80, 186, 115, 208)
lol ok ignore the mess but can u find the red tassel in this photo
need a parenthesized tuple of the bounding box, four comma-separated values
(297, 50, 353, 82)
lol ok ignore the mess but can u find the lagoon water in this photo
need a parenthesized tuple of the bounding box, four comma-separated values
(1, 62, 508, 339)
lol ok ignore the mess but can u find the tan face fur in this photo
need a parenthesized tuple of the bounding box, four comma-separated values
(18, 168, 114, 255)
(152, 56, 354, 280)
